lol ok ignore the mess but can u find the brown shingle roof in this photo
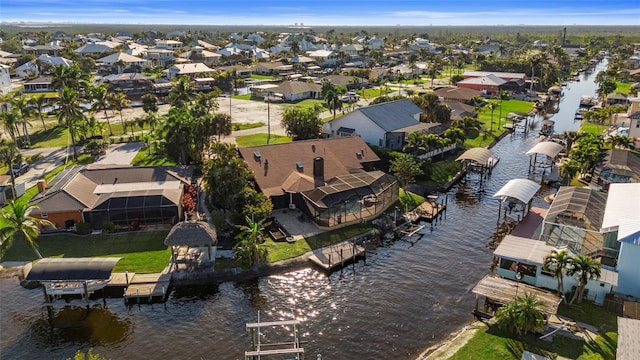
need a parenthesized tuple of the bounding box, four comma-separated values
(270, 81, 322, 95)
(435, 87, 481, 102)
(238, 137, 380, 197)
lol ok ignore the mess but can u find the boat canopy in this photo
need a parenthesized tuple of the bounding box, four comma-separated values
(26, 257, 122, 281)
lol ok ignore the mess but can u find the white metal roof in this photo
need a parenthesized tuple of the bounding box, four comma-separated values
(455, 147, 493, 165)
(602, 183, 640, 229)
(493, 178, 541, 204)
(494, 235, 555, 265)
(526, 141, 564, 158)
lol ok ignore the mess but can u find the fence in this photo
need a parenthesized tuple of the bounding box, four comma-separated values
(417, 144, 458, 160)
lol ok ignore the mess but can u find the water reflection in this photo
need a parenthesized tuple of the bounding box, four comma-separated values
(31, 305, 131, 347)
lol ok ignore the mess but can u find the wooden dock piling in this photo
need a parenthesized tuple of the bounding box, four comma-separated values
(309, 240, 365, 273)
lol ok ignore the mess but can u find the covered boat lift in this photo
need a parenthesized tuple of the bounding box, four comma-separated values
(493, 179, 541, 225)
(456, 148, 496, 185)
(26, 257, 122, 314)
(526, 141, 564, 180)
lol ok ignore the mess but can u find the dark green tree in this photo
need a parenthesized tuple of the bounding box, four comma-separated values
(281, 107, 322, 141)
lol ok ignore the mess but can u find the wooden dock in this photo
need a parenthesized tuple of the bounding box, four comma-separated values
(405, 201, 446, 223)
(308, 240, 365, 272)
(123, 273, 171, 303)
(107, 272, 134, 287)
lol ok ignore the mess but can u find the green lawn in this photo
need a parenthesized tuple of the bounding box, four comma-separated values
(233, 122, 265, 131)
(265, 222, 374, 262)
(250, 74, 275, 80)
(282, 99, 326, 111)
(1, 231, 171, 273)
(233, 94, 252, 100)
(131, 146, 175, 166)
(580, 122, 606, 135)
(417, 158, 463, 188)
(615, 81, 631, 95)
(235, 133, 292, 147)
(399, 190, 424, 211)
(466, 99, 535, 148)
(450, 302, 618, 360)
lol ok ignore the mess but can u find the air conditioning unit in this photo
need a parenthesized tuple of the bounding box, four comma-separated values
(289, 203, 296, 210)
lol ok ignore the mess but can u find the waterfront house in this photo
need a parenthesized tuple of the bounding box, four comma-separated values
(29, 165, 192, 230)
(322, 99, 440, 151)
(434, 87, 482, 104)
(592, 149, 640, 188)
(102, 73, 154, 94)
(97, 52, 147, 73)
(457, 74, 506, 95)
(238, 137, 398, 228)
(462, 71, 528, 82)
(493, 235, 618, 305)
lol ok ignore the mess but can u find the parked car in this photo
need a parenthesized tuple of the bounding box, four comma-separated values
(341, 91, 360, 102)
(6, 163, 29, 176)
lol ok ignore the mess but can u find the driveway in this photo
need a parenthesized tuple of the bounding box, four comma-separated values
(94, 142, 142, 165)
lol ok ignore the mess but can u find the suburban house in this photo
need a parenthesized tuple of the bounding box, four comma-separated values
(446, 101, 477, 121)
(97, 52, 148, 72)
(463, 71, 528, 82)
(238, 137, 399, 228)
(267, 81, 322, 101)
(179, 46, 221, 63)
(155, 39, 184, 51)
(341, 44, 364, 56)
(23, 77, 54, 93)
(592, 149, 640, 188)
(145, 48, 176, 66)
(412, 38, 437, 52)
(217, 65, 253, 78)
(102, 73, 155, 94)
(74, 41, 121, 56)
(29, 165, 193, 230)
(457, 74, 506, 95)
(493, 235, 618, 305)
(435, 86, 481, 103)
(306, 49, 337, 67)
(253, 61, 290, 75)
(166, 63, 214, 79)
(321, 75, 369, 89)
(322, 99, 440, 151)
(15, 61, 40, 79)
(23, 44, 61, 56)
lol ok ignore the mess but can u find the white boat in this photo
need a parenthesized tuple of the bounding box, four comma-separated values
(45, 279, 110, 296)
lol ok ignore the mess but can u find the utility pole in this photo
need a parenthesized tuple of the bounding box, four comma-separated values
(267, 92, 271, 144)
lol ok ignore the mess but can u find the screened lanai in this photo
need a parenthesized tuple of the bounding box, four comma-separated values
(540, 186, 619, 266)
(301, 171, 398, 227)
(87, 189, 181, 229)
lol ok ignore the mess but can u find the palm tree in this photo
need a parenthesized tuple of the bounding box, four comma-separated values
(427, 67, 439, 88)
(29, 94, 49, 130)
(495, 293, 545, 336)
(497, 89, 508, 130)
(0, 109, 20, 145)
(567, 255, 601, 304)
(108, 92, 130, 135)
(403, 132, 426, 155)
(233, 216, 269, 269)
(0, 144, 22, 198)
(606, 135, 635, 150)
(57, 86, 84, 160)
(542, 249, 572, 302)
(324, 87, 343, 120)
(562, 131, 579, 156)
(90, 83, 114, 135)
(11, 95, 33, 146)
(559, 159, 581, 185)
(168, 76, 196, 108)
(487, 102, 497, 132)
(0, 200, 54, 259)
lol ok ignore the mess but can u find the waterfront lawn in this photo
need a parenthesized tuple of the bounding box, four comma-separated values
(399, 190, 425, 211)
(467, 99, 535, 148)
(450, 302, 618, 360)
(265, 222, 374, 262)
(233, 94, 252, 100)
(417, 157, 463, 188)
(235, 133, 292, 147)
(0, 231, 170, 274)
(131, 147, 175, 166)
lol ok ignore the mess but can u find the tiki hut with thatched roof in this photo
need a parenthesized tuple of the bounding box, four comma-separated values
(165, 221, 218, 267)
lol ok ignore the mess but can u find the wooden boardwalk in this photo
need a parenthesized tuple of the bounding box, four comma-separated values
(405, 201, 446, 223)
(124, 273, 171, 303)
(107, 272, 134, 287)
(308, 240, 365, 272)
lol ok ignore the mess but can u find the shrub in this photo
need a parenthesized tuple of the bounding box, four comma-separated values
(75, 222, 92, 235)
(102, 222, 117, 233)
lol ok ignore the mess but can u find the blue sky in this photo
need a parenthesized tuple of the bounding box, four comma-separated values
(2, 1, 639, 25)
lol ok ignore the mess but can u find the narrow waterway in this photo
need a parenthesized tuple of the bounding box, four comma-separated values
(0, 60, 607, 360)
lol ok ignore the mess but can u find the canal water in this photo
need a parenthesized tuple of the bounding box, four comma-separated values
(0, 60, 607, 360)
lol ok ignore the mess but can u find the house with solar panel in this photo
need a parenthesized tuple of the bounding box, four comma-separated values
(238, 137, 398, 228)
(321, 99, 441, 151)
